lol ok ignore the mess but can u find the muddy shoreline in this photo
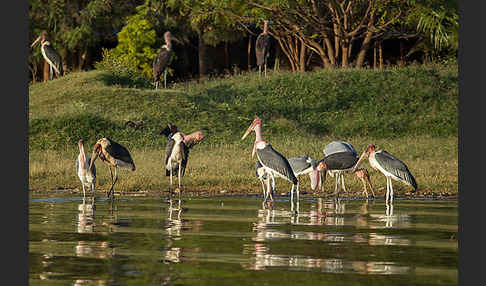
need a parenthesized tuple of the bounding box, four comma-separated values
(29, 188, 458, 200)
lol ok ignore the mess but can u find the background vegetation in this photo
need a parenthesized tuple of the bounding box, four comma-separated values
(29, 61, 458, 195)
(29, 0, 458, 83)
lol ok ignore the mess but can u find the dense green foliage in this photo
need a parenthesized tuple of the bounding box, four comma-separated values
(29, 61, 457, 151)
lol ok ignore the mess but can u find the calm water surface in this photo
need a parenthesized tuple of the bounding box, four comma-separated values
(29, 194, 458, 285)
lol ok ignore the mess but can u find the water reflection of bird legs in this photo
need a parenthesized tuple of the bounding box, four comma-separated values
(385, 201, 394, 228)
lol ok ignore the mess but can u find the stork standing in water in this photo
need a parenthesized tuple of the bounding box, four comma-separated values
(76, 139, 96, 198)
(319, 141, 375, 198)
(164, 129, 205, 192)
(30, 32, 63, 80)
(153, 31, 181, 89)
(255, 20, 271, 77)
(288, 154, 321, 190)
(255, 160, 273, 202)
(352, 144, 417, 203)
(89, 138, 135, 199)
(242, 117, 299, 209)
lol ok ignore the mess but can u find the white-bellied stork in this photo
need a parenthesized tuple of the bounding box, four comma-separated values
(89, 138, 135, 198)
(31, 32, 63, 80)
(164, 129, 205, 191)
(352, 144, 417, 203)
(320, 141, 375, 198)
(242, 117, 299, 207)
(76, 139, 96, 198)
(255, 20, 271, 77)
(153, 31, 181, 89)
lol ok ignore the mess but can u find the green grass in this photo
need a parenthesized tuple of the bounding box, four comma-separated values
(29, 61, 458, 195)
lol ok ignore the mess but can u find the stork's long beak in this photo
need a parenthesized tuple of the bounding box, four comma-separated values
(252, 142, 257, 158)
(309, 169, 320, 190)
(89, 151, 99, 171)
(241, 123, 254, 140)
(31, 36, 41, 48)
(352, 151, 368, 172)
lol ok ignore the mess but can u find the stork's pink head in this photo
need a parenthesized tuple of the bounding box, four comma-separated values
(351, 144, 375, 172)
(241, 117, 262, 140)
(366, 144, 376, 153)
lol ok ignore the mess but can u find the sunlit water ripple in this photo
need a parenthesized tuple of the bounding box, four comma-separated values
(29, 194, 458, 285)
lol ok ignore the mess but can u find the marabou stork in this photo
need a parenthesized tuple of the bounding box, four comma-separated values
(76, 139, 96, 198)
(352, 144, 417, 203)
(287, 155, 321, 191)
(255, 20, 271, 77)
(320, 141, 375, 198)
(89, 138, 136, 198)
(255, 160, 274, 202)
(242, 117, 299, 206)
(164, 129, 205, 191)
(153, 31, 181, 89)
(30, 32, 63, 80)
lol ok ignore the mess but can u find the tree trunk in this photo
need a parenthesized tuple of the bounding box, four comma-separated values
(299, 39, 306, 71)
(341, 40, 349, 68)
(355, 31, 373, 68)
(323, 35, 335, 67)
(373, 41, 377, 69)
(198, 31, 209, 79)
(378, 40, 383, 69)
(43, 60, 49, 82)
(247, 35, 252, 72)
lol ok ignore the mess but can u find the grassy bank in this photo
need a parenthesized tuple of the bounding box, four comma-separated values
(29, 62, 458, 196)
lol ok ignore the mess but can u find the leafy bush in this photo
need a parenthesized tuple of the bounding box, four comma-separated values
(94, 48, 152, 88)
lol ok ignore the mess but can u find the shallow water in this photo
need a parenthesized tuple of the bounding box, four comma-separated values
(29, 194, 458, 285)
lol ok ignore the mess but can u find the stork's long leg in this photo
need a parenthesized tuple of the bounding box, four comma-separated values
(389, 178, 394, 204)
(341, 173, 347, 193)
(107, 167, 118, 199)
(164, 69, 167, 89)
(260, 179, 267, 200)
(385, 177, 390, 204)
(264, 63, 267, 77)
(82, 185, 86, 198)
(155, 80, 159, 90)
(108, 166, 114, 197)
(49, 65, 53, 80)
(366, 172, 375, 198)
(334, 174, 340, 196)
(263, 178, 270, 202)
(178, 161, 182, 190)
(169, 164, 173, 186)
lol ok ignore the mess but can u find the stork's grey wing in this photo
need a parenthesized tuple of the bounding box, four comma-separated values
(255, 34, 267, 66)
(321, 152, 358, 170)
(105, 140, 134, 165)
(87, 157, 96, 178)
(43, 44, 63, 73)
(324, 141, 358, 157)
(180, 142, 189, 177)
(288, 155, 313, 174)
(257, 145, 298, 184)
(375, 150, 418, 190)
(153, 49, 171, 80)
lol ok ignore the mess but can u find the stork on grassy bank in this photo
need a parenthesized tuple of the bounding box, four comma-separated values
(320, 141, 375, 199)
(76, 139, 96, 198)
(255, 20, 271, 77)
(89, 138, 135, 199)
(164, 127, 206, 193)
(242, 117, 299, 210)
(352, 144, 417, 203)
(153, 31, 182, 89)
(31, 32, 63, 80)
